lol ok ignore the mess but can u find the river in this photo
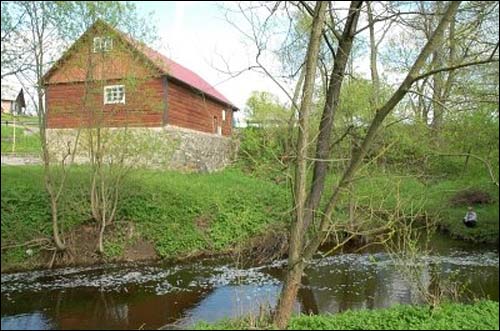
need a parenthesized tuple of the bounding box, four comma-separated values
(1, 233, 498, 330)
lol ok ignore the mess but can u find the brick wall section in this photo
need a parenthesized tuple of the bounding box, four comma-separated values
(167, 80, 233, 136)
(46, 78, 165, 128)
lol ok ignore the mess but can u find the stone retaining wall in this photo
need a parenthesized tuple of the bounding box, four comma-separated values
(46, 125, 238, 172)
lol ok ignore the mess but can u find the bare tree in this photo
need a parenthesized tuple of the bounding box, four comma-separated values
(222, 1, 499, 327)
(9, 1, 159, 262)
(15, 1, 76, 253)
(1, 2, 31, 79)
(273, 1, 328, 327)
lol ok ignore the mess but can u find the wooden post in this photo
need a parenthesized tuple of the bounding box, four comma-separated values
(12, 114, 16, 153)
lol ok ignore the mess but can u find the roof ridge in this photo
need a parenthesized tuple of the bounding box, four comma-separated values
(113, 24, 236, 108)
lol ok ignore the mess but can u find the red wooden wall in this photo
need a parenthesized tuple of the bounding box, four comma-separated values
(167, 80, 233, 136)
(46, 78, 165, 128)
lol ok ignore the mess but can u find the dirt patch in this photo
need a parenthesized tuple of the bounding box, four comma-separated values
(36, 221, 103, 269)
(34, 222, 158, 270)
(123, 239, 158, 261)
(450, 189, 493, 206)
(195, 214, 212, 231)
(238, 226, 289, 266)
(0, 155, 42, 165)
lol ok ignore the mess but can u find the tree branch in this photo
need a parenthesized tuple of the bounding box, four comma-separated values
(413, 58, 499, 83)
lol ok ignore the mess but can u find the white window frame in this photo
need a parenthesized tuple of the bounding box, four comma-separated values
(104, 85, 125, 105)
(93, 36, 113, 53)
(103, 37, 113, 51)
(217, 125, 222, 135)
(93, 37, 103, 53)
(222, 109, 226, 121)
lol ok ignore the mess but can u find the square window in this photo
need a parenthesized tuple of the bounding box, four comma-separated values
(104, 85, 125, 104)
(103, 37, 113, 51)
(93, 36, 113, 53)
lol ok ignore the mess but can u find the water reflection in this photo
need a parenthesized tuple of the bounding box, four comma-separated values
(1, 236, 498, 330)
(1, 312, 53, 330)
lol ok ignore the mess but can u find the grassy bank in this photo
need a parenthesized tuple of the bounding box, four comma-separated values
(1, 162, 497, 271)
(1, 165, 290, 271)
(348, 170, 499, 243)
(195, 300, 499, 330)
(1, 124, 41, 154)
(1, 114, 38, 122)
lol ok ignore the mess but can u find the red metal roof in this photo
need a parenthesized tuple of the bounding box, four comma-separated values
(123, 34, 236, 109)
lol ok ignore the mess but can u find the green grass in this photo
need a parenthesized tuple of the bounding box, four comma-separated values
(1, 165, 290, 269)
(1, 125, 41, 154)
(2, 160, 497, 270)
(120, 168, 290, 256)
(1, 113, 38, 123)
(347, 170, 499, 243)
(194, 301, 499, 330)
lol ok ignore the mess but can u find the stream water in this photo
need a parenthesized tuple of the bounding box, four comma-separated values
(1, 233, 498, 330)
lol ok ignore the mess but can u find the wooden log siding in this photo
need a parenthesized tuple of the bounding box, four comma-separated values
(46, 78, 165, 128)
(46, 78, 233, 135)
(167, 80, 232, 136)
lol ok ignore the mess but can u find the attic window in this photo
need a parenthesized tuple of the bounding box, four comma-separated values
(104, 85, 125, 104)
(93, 36, 113, 53)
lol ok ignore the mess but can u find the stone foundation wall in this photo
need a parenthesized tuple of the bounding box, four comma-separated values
(46, 125, 238, 172)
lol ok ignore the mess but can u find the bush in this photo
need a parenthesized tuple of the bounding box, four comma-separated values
(235, 127, 292, 183)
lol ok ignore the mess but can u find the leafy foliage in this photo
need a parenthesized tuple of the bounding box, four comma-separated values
(236, 127, 292, 183)
(245, 91, 290, 127)
(288, 301, 499, 330)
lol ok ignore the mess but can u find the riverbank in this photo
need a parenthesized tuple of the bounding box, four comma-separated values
(194, 300, 500, 330)
(1, 165, 498, 272)
(348, 171, 499, 244)
(2, 238, 498, 329)
(1, 165, 290, 272)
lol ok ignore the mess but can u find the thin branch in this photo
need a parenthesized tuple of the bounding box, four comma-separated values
(412, 58, 499, 83)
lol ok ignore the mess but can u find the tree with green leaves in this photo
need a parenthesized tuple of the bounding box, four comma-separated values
(245, 91, 289, 127)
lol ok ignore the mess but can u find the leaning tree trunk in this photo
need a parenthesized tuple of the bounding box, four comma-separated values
(273, 1, 327, 328)
(304, 1, 363, 230)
